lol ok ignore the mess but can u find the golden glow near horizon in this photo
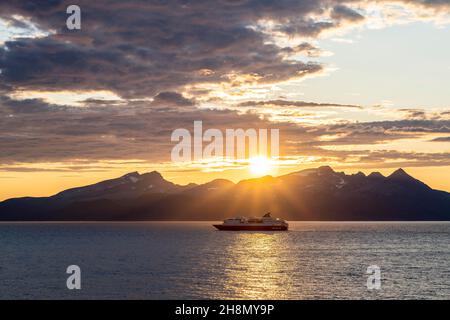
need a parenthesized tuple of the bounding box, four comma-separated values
(1, 5, 450, 201)
(1, 161, 450, 201)
(8, 90, 122, 107)
(249, 156, 273, 177)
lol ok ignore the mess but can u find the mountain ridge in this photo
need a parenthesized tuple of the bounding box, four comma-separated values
(0, 166, 449, 221)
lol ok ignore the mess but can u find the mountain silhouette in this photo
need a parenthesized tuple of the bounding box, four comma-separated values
(0, 166, 449, 221)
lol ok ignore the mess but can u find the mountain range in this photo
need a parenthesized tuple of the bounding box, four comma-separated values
(1, 166, 449, 220)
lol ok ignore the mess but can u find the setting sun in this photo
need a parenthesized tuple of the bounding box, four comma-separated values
(249, 156, 272, 176)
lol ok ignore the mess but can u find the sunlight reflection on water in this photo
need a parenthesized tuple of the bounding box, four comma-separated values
(220, 233, 293, 299)
(0, 221, 449, 299)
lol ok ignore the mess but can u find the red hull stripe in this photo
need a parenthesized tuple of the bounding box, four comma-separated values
(213, 225, 288, 231)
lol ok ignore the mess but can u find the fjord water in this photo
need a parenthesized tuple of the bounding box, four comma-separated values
(0, 222, 449, 299)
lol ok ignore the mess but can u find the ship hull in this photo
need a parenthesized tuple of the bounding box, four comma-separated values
(213, 224, 288, 231)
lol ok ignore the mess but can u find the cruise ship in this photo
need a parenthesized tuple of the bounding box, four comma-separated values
(213, 213, 288, 231)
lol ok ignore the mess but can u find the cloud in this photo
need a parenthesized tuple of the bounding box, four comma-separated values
(430, 136, 450, 142)
(0, 96, 288, 163)
(352, 150, 450, 168)
(0, 1, 331, 99)
(152, 92, 195, 108)
(281, 42, 324, 57)
(1, 0, 447, 100)
(0, 0, 450, 173)
(399, 108, 428, 120)
(0, 95, 57, 113)
(237, 100, 363, 109)
(331, 5, 365, 22)
(331, 119, 450, 134)
(1, 95, 448, 171)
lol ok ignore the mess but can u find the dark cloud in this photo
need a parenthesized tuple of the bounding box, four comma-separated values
(0, 0, 332, 98)
(331, 5, 365, 22)
(0, 95, 57, 113)
(3, 0, 445, 99)
(431, 136, 450, 142)
(0, 0, 449, 171)
(238, 99, 363, 109)
(399, 108, 428, 120)
(277, 19, 336, 37)
(0, 96, 288, 163)
(352, 150, 450, 168)
(281, 42, 323, 57)
(1, 96, 449, 169)
(331, 120, 450, 134)
(152, 92, 195, 108)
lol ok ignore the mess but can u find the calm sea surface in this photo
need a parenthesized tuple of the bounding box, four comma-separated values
(0, 221, 449, 299)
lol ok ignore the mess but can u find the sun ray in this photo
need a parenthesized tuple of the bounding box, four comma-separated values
(249, 156, 273, 176)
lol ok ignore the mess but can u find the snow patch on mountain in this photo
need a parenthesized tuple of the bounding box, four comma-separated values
(129, 176, 139, 183)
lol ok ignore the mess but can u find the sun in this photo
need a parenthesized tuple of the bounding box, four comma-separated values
(249, 156, 272, 176)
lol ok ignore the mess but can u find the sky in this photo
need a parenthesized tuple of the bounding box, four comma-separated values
(0, 0, 449, 200)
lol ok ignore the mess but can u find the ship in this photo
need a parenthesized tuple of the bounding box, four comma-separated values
(213, 213, 288, 231)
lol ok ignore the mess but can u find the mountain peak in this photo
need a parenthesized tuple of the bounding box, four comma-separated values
(388, 168, 412, 179)
(141, 171, 163, 178)
(208, 178, 234, 185)
(368, 172, 384, 179)
(318, 166, 335, 174)
(122, 171, 140, 178)
(354, 171, 366, 178)
(197, 179, 234, 189)
(1, 165, 448, 221)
